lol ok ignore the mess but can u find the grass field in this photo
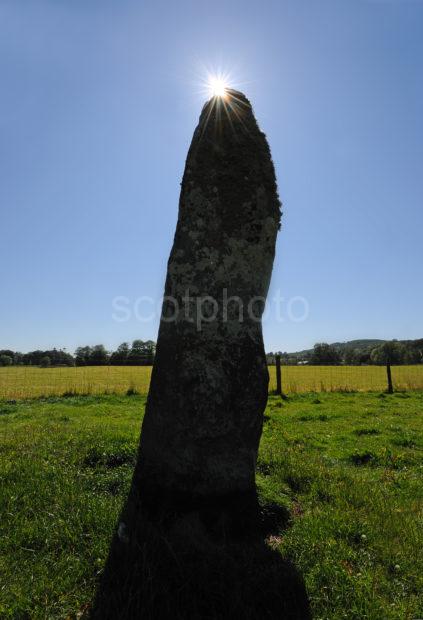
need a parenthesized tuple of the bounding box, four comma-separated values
(0, 364, 423, 399)
(0, 392, 422, 618)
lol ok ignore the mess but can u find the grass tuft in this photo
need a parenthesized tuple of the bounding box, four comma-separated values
(353, 428, 381, 436)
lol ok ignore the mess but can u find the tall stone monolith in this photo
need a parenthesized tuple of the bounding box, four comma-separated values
(135, 89, 281, 513)
(90, 91, 308, 620)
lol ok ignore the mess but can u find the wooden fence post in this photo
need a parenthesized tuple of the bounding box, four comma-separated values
(386, 363, 393, 394)
(275, 354, 282, 396)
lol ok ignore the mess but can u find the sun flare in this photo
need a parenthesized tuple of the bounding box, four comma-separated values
(197, 67, 242, 105)
(208, 76, 228, 98)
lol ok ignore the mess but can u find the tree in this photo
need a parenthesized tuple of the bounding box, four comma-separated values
(370, 341, 406, 365)
(89, 345, 109, 366)
(0, 354, 12, 366)
(356, 349, 372, 365)
(343, 347, 358, 365)
(0, 350, 14, 359)
(403, 348, 421, 365)
(310, 343, 341, 365)
(110, 342, 130, 366)
(39, 356, 51, 368)
(127, 340, 155, 365)
(143, 340, 156, 365)
(412, 339, 423, 363)
(75, 346, 92, 366)
(22, 350, 44, 366)
(127, 340, 145, 365)
(48, 348, 74, 366)
(13, 352, 23, 365)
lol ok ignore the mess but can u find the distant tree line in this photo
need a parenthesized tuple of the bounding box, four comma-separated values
(267, 339, 423, 366)
(0, 348, 74, 368)
(74, 340, 155, 366)
(2, 338, 422, 368)
(0, 340, 156, 368)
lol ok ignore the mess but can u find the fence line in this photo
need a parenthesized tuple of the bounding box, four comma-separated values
(268, 364, 423, 394)
(0, 364, 422, 400)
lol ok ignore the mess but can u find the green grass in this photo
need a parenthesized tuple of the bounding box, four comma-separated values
(0, 392, 422, 619)
(1, 364, 423, 399)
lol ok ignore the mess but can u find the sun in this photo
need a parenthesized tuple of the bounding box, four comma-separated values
(196, 67, 239, 102)
(208, 76, 228, 98)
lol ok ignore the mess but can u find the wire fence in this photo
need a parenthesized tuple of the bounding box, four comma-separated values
(0, 364, 422, 400)
(268, 364, 423, 394)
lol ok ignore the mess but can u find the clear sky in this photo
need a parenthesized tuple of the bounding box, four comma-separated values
(1, 0, 422, 354)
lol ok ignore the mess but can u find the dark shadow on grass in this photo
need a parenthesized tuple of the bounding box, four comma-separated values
(89, 488, 311, 620)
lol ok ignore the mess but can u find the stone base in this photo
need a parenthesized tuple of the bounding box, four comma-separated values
(90, 489, 310, 620)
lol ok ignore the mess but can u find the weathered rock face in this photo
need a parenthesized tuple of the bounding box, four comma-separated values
(90, 93, 310, 620)
(135, 89, 281, 504)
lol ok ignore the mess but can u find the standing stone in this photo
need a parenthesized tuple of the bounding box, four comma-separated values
(135, 89, 281, 510)
(91, 91, 313, 620)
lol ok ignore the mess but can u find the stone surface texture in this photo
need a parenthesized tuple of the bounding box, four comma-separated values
(134, 89, 281, 503)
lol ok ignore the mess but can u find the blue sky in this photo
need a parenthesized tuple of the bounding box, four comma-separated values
(1, 0, 422, 354)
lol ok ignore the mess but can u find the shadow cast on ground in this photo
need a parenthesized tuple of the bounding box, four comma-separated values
(89, 491, 311, 620)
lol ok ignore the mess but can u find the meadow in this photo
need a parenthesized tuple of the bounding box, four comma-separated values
(1, 364, 423, 399)
(0, 391, 422, 619)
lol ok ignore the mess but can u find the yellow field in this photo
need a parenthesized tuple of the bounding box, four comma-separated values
(0, 365, 422, 399)
(269, 364, 423, 393)
(0, 366, 151, 400)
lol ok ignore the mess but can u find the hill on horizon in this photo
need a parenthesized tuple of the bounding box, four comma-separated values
(285, 339, 385, 358)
